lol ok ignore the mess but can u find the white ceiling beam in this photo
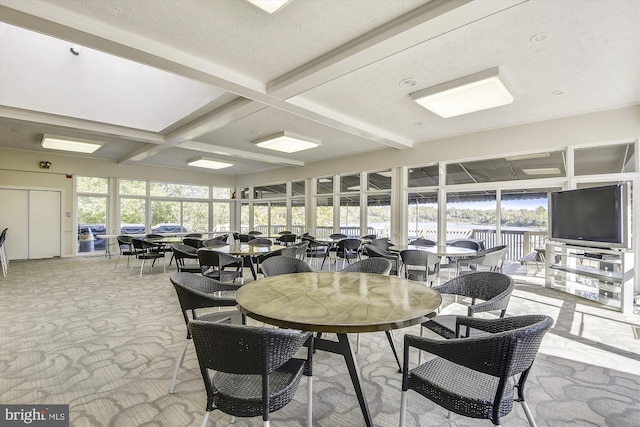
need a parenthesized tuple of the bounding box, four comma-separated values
(268, 0, 527, 99)
(0, 1, 411, 149)
(179, 141, 305, 167)
(0, 106, 164, 144)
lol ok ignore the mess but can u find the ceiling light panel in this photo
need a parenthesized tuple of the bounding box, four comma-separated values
(522, 168, 562, 175)
(411, 67, 514, 118)
(41, 135, 101, 153)
(187, 157, 234, 170)
(254, 132, 320, 153)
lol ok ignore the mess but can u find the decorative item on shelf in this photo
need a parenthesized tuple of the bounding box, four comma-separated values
(39, 161, 52, 169)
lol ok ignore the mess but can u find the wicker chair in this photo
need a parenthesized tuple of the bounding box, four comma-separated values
(183, 237, 204, 249)
(340, 258, 391, 275)
(130, 238, 165, 277)
(261, 256, 313, 277)
(294, 240, 310, 260)
(421, 272, 514, 339)
(399, 249, 440, 286)
(400, 314, 554, 427)
(168, 273, 243, 394)
(408, 238, 436, 246)
(189, 320, 314, 427)
(0, 227, 7, 277)
(203, 237, 228, 248)
(322, 238, 361, 270)
(459, 245, 509, 274)
(363, 243, 399, 275)
(171, 244, 202, 273)
(305, 239, 329, 268)
(114, 235, 140, 270)
(277, 233, 297, 246)
(197, 248, 242, 283)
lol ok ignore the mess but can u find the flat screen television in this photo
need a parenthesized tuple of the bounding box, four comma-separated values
(548, 184, 631, 249)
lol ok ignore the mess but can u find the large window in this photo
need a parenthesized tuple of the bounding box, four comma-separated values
(291, 199, 306, 235)
(408, 192, 438, 241)
(76, 176, 109, 253)
(367, 194, 391, 238)
(316, 196, 333, 238)
(447, 190, 497, 244)
(501, 188, 555, 257)
(339, 195, 360, 237)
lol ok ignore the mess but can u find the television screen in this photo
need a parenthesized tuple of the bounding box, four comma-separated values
(549, 184, 629, 248)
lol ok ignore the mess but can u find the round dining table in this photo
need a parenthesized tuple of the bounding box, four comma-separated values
(236, 271, 442, 427)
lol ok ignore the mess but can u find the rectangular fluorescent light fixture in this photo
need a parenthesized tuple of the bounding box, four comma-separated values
(41, 134, 101, 153)
(411, 67, 514, 118)
(247, 0, 289, 14)
(187, 157, 234, 170)
(522, 168, 561, 176)
(254, 131, 320, 153)
(505, 152, 551, 161)
(376, 171, 393, 178)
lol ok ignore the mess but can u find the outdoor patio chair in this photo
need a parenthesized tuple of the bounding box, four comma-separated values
(400, 315, 553, 427)
(261, 256, 313, 277)
(399, 249, 440, 286)
(189, 320, 314, 427)
(421, 271, 514, 340)
(168, 272, 243, 393)
(197, 248, 242, 283)
(130, 238, 166, 277)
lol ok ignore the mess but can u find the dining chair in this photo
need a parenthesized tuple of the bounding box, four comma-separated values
(458, 245, 509, 274)
(130, 238, 166, 277)
(293, 240, 309, 260)
(400, 314, 554, 427)
(421, 271, 514, 340)
(261, 256, 313, 277)
(440, 239, 482, 278)
(408, 238, 436, 246)
(305, 239, 329, 269)
(203, 237, 228, 248)
(340, 257, 391, 275)
(399, 249, 440, 286)
(323, 238, 361, 270)
(171, 244, 203, 273)
(0, 227, 8, 277)
(197, 249, 242, 283)
(114, 235, 139, 270)
(279, 246, 298, 258)
(189, 320, 314, 427)
(363, 243, 399, 275)
(183, 237, 204, 249)
(168, 273, 243, 394)
(277, 233, 297, 246)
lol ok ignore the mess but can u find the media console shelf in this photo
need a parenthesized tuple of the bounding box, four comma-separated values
(545, 242, 635, 313)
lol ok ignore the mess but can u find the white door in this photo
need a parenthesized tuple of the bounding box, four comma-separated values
(28, 190, 61, 259)
(0, 188, 61, 260)
(0, 188, 29, 260)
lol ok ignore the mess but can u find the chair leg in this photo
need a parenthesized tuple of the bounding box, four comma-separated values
(200, 411, 210, 427)
(139, 258, 145, 277)
(399, 390, 408, 427)
(169, 339, 190, 393)
(307, 375, 313, 427)
(520, 400, 537, 427)
(262, 420, 270, 427)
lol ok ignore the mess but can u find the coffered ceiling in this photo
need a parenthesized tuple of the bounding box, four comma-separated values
(0, 0, 638, 175)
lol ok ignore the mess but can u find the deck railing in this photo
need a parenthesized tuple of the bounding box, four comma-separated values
(248, 224, 547, 261)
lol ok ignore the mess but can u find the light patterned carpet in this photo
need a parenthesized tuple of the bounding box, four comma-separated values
(1, 255, 639, 426)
